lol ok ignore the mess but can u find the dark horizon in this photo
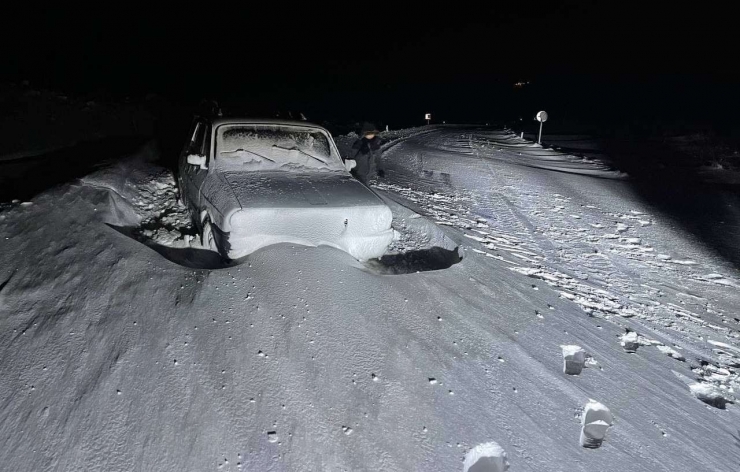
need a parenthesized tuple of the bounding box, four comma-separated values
(3, 3, 737, 131)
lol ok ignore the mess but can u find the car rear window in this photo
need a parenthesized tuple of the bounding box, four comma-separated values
(216, 125, 344, 172)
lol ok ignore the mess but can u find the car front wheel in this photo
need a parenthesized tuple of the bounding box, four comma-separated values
(201, 219, 219, 253)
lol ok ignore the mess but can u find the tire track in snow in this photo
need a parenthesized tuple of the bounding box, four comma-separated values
(379, 127, 740, 405)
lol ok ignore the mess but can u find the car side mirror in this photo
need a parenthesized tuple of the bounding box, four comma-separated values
(187, 154, 208, 170)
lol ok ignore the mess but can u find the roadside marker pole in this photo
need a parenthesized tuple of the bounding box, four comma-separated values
(535, 111, 548, 144)
(538, 121, 543, 144)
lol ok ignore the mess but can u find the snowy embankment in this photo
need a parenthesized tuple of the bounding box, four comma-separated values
(1, 127, 739, 471)
(524, 130, 740, 184)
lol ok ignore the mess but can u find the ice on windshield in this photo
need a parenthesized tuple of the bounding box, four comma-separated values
(216, 125, 345, 172)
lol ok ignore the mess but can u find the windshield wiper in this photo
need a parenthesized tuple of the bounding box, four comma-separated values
(221, 148, 276, 163)
(271, 144, 327, 164)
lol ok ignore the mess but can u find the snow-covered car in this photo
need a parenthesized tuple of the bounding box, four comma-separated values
(177, 118, 394, 260)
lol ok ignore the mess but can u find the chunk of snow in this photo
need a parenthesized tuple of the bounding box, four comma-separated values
(580, 400, 613, 448)
(464, 234, 486, 242)
(560, 291, 576, 301)
(463, 442, 509, 472)
(707, 340, 740, 354)
(621, 332, 640, 352)
(561, 345, 586, 375)
(689, 383, 729, 409)
(656, 345, 685, 361)
(671, 259, 697, 265)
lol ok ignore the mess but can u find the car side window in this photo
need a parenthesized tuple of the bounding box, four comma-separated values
(189, 122, 206, 155)
(201, 124, 212, 162)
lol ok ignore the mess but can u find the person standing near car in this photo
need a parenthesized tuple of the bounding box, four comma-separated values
(348, 122, 384, 185)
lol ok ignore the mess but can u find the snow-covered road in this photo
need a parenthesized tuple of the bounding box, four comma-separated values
(1, 127, 739, 471)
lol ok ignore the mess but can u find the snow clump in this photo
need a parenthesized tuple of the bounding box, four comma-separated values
(689, 383, 729, 409)
(580, 400, 613, 448)
(561, 345, 586, 375)
(463, 442, 509, 472)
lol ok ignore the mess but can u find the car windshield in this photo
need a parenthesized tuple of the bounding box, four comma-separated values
(215, 124, 345, 173)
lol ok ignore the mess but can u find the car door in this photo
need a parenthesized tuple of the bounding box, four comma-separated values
(179, 120, 209, 211)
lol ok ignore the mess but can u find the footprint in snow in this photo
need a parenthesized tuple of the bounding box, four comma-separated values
(580, 400, 613, 448)
(463, 442, 509, 472)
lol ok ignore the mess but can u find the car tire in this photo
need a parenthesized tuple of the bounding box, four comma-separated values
(201, 219, 219, 253)
(177, 176, 189, 207)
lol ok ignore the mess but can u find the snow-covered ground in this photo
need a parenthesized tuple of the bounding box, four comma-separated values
(1, 126, 739, 471)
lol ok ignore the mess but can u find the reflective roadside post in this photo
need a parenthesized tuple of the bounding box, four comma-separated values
(425, 113, 431, 125)
(536, 110, 548, 144)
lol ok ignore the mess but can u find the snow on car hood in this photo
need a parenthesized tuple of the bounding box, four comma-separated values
(221, 171, 385, 209)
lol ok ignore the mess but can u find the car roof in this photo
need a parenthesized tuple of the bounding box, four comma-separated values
(207, 117, 329, 132)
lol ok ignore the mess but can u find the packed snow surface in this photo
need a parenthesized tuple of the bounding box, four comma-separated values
(1, 126, 739, 471)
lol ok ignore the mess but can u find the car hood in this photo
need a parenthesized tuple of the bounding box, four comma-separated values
(220, 171, 385, 209)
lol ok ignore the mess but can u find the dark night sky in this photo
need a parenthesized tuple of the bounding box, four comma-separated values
(3, 3, 736, 128)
